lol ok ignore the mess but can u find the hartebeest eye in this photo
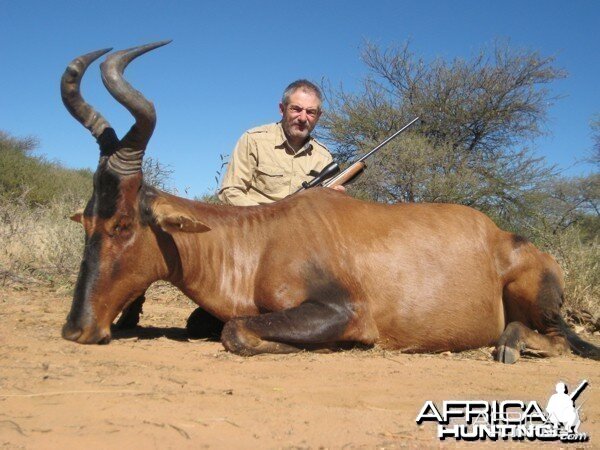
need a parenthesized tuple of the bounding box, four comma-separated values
(110, 216, 134, 237)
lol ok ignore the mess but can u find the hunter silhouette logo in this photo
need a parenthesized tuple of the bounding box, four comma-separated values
(546, 380, 587, 433)
(416, 380, 590, 442)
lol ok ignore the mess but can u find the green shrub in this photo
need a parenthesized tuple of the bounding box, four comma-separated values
(0, 131, 92, 206)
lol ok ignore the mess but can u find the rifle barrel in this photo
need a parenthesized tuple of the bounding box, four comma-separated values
(357, 116, 420, 163)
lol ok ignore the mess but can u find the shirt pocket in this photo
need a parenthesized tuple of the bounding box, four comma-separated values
(254, 164, 287, 195)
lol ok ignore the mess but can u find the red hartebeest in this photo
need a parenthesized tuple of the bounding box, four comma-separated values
(61, 42, 599, 364)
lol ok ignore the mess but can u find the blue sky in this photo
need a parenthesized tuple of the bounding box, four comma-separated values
(1, 1, 598, 197)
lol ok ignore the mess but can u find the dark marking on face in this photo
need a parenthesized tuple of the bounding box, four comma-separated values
(96, 128, 120, 157)
(94, 168, 121, 219)
(512, 234, 529, 247)
(65, 232, 103, 329)
(139, 184, 158, 226)
(83, 196, 96, 217)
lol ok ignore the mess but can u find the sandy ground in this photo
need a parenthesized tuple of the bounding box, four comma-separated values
(1, 283, 599, 449)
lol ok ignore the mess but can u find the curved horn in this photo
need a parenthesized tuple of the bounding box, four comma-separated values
(61, 48, 113, 140)
(100, 41, 171, 175)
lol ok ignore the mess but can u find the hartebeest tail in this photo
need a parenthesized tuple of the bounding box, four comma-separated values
(60, 42, 599, 365)
(562, 319, 600, 359)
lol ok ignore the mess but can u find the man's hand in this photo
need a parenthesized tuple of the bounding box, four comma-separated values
(328, 185, 346, 193)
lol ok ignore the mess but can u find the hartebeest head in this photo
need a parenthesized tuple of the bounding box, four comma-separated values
(61, 42, 209, 344)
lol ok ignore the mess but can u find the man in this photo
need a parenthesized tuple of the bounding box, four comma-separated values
(218, 79, 341, 206)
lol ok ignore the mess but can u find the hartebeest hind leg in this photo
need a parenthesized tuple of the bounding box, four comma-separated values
(495, 321, 570, 364)
(221, 298, 358, 356)
(495, 260, 600, 364)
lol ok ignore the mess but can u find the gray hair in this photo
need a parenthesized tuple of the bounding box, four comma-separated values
(281, 79, 322, 106)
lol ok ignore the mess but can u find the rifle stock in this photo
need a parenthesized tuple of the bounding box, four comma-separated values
(323, 161, 366, 187)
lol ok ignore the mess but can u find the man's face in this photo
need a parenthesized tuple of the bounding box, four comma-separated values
(279, 89, 322, 145)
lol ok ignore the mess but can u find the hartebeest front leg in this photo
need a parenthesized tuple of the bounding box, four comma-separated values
(221, 298, 357, 356)
(186, 307, 224, 340)
(114, 293, 146, 329)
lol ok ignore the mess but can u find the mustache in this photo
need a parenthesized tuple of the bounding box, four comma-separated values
(292, 120, 308, 128)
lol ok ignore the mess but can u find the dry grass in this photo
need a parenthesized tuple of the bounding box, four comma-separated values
(534, 227, 600, 327)
(0, 197, 84, 288)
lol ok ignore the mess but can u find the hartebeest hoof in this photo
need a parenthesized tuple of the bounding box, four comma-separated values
(494, 322, 527, 364)
(494, 344, 521, 364)
(221, 319, 302, 356)
(62, 322, 111, 345)
(221, 319, 263, 356)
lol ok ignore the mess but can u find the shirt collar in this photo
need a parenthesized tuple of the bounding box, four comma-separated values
(276, 122, 313, 156)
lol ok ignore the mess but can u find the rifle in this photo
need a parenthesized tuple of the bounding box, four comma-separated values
(300, 116, 420, 190)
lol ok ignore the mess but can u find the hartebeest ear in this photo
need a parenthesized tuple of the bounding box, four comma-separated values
(156, 214, 211, 233)
(155, 213, 211, 233)
(152, 203, 211, 233)
(70, 209, 84, 224)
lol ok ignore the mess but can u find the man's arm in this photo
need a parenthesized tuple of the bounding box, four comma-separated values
(218, 133, 260, 206)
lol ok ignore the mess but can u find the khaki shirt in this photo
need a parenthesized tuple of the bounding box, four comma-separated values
(218, 122, 333, 206)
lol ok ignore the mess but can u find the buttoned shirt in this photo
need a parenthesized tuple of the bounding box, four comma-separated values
(218, 122, 333, 206)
